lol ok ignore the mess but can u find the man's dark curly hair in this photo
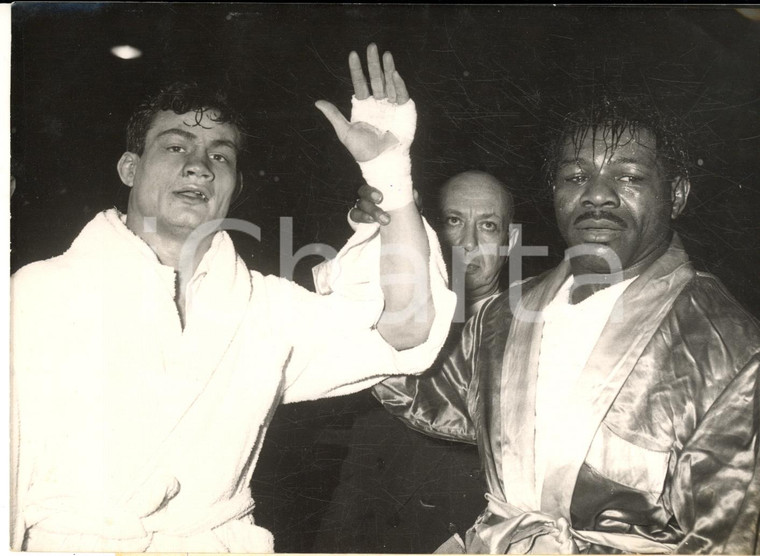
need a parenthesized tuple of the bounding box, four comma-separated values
(126, 81, 249, 156)
(543, 93, 692, 185)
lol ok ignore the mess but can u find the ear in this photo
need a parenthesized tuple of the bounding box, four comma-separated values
(235, 171, 245, 197)
(506, 224, 520, 256)
(670, 176, 691, 219)
(117, 152, 139, 187)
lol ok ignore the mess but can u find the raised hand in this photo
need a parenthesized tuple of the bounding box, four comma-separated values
(316, 43, 414, 163)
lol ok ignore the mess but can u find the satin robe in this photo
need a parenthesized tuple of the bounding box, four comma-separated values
(375, 236, 760, 553)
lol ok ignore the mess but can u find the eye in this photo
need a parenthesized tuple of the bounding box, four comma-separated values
(210, 153, 229, 163)
(565, 173, 588, 185)
(444, 216, 461, 227)
(617, 175, 641, 184)
(167, 145, 185, 153)
(479, 221, 498, 232)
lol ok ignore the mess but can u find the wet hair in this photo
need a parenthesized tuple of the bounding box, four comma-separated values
(543, 93, 692, 185)
(125, 81, 248, 156)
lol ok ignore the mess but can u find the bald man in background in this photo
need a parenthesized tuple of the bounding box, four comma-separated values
(313, 171, 517, 553)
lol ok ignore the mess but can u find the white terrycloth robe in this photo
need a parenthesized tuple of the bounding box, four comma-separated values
(10, 209, 455, 552)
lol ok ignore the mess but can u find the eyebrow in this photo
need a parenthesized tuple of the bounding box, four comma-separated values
(442, 209, 501, 219)
(156, 128, 197, 142)
(608, 156, 647, 165)
(155, 128, 238, 151)
(558, 155, 651, 167)
(558, 158, 584, 167)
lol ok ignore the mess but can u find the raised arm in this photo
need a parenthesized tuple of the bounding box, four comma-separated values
(316, 44, 434, 350)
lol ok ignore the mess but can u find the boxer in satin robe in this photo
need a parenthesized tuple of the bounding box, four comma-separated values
(361, 98, 760, 553)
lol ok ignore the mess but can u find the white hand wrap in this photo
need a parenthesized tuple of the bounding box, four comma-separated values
(351, 96, 417, 211)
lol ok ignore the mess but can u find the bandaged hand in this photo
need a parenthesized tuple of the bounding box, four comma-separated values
(316, 43, 416, 211)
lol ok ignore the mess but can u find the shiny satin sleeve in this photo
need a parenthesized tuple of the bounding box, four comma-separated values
(672, 353, 760, 553)
(372, 311, 483, 444)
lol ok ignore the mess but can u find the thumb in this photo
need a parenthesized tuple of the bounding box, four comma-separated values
(315, 100, 349, 142)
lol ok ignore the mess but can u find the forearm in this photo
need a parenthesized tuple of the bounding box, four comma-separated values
(377, 201, 435, 349)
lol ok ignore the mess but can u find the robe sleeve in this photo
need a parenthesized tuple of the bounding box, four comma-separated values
(671, 353, 760, 553)
(279, 218, 457, 404)
(10, 270, 38, 551)
(370, 307, 482, 444)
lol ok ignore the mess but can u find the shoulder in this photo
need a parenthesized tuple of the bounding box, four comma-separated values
(674, 271, 760, 335)
(480, 273, 543, 320)
(665, 270, 760, 370)
(11, 211, 116, 296)
(12, 252, 79, 300)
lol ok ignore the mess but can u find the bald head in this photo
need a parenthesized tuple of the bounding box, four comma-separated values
(439, 170, 516, 303)
(440, 171, 514, 224)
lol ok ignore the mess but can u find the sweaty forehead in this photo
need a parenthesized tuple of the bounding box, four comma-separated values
(559, 126, 660, 167)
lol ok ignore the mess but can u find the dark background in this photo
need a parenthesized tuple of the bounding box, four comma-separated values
(11, 4, 760, 552)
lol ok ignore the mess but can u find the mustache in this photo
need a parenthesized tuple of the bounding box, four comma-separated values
(574, 211, 627, 228)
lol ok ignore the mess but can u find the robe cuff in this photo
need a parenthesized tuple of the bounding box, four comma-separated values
(312, 216, 456, 376)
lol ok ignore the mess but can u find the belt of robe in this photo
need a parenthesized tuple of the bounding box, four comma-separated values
(466, 494, 678, 554)
(24, 491, 256, 552)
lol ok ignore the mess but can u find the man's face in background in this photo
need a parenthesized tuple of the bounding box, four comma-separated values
(439, 171, 516, 302)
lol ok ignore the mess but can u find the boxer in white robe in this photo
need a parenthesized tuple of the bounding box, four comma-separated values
(10, 44, 457, 552)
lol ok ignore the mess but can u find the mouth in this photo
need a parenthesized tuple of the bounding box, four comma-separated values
(576, 219, 624, 231)
(575, 227, 623, 244)
(574, 216, 626, 242)
(174, 188, 210, 203)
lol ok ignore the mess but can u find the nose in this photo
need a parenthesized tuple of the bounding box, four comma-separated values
(183, 154, 214, 182)
(580, 174, 620, 208)
(462, 222, 477, 252)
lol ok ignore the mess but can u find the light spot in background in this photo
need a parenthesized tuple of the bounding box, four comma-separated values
(110, 45, 142, 60)
(736, 8, 760, 21)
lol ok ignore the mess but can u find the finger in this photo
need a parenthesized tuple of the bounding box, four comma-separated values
(358, 183, 383, 205)
(314, 100, 350, 141)
(351, 200, 390, 225)
(383, 52, 396, 103)
(348, 51, 370, 100)
(349, 206, 378, 225)
(359, 198, 391, 225)
(366, 43, 386, 100)
(392, 70, 410, 105)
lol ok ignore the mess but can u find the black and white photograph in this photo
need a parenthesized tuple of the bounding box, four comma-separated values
(9, 4, 760, 553)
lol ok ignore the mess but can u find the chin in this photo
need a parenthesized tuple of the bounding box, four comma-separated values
(567, 243, 625, 274)
(572, 255, 624, 275)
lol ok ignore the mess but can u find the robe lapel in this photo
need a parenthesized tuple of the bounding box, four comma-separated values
(540, 238, 695, 518)
(122, 233, 255, 506)
(499, 262, 572, 510)
(170, 238, 252, 389)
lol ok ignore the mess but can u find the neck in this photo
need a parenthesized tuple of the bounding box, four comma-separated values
(569, 240, 670, 304)
(126, 214, 214, 325)
(468, 280, 501, 307)
(126, 215, 213, 272)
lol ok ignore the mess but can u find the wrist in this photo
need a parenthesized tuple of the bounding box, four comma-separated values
(358, 147, 414, 211)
